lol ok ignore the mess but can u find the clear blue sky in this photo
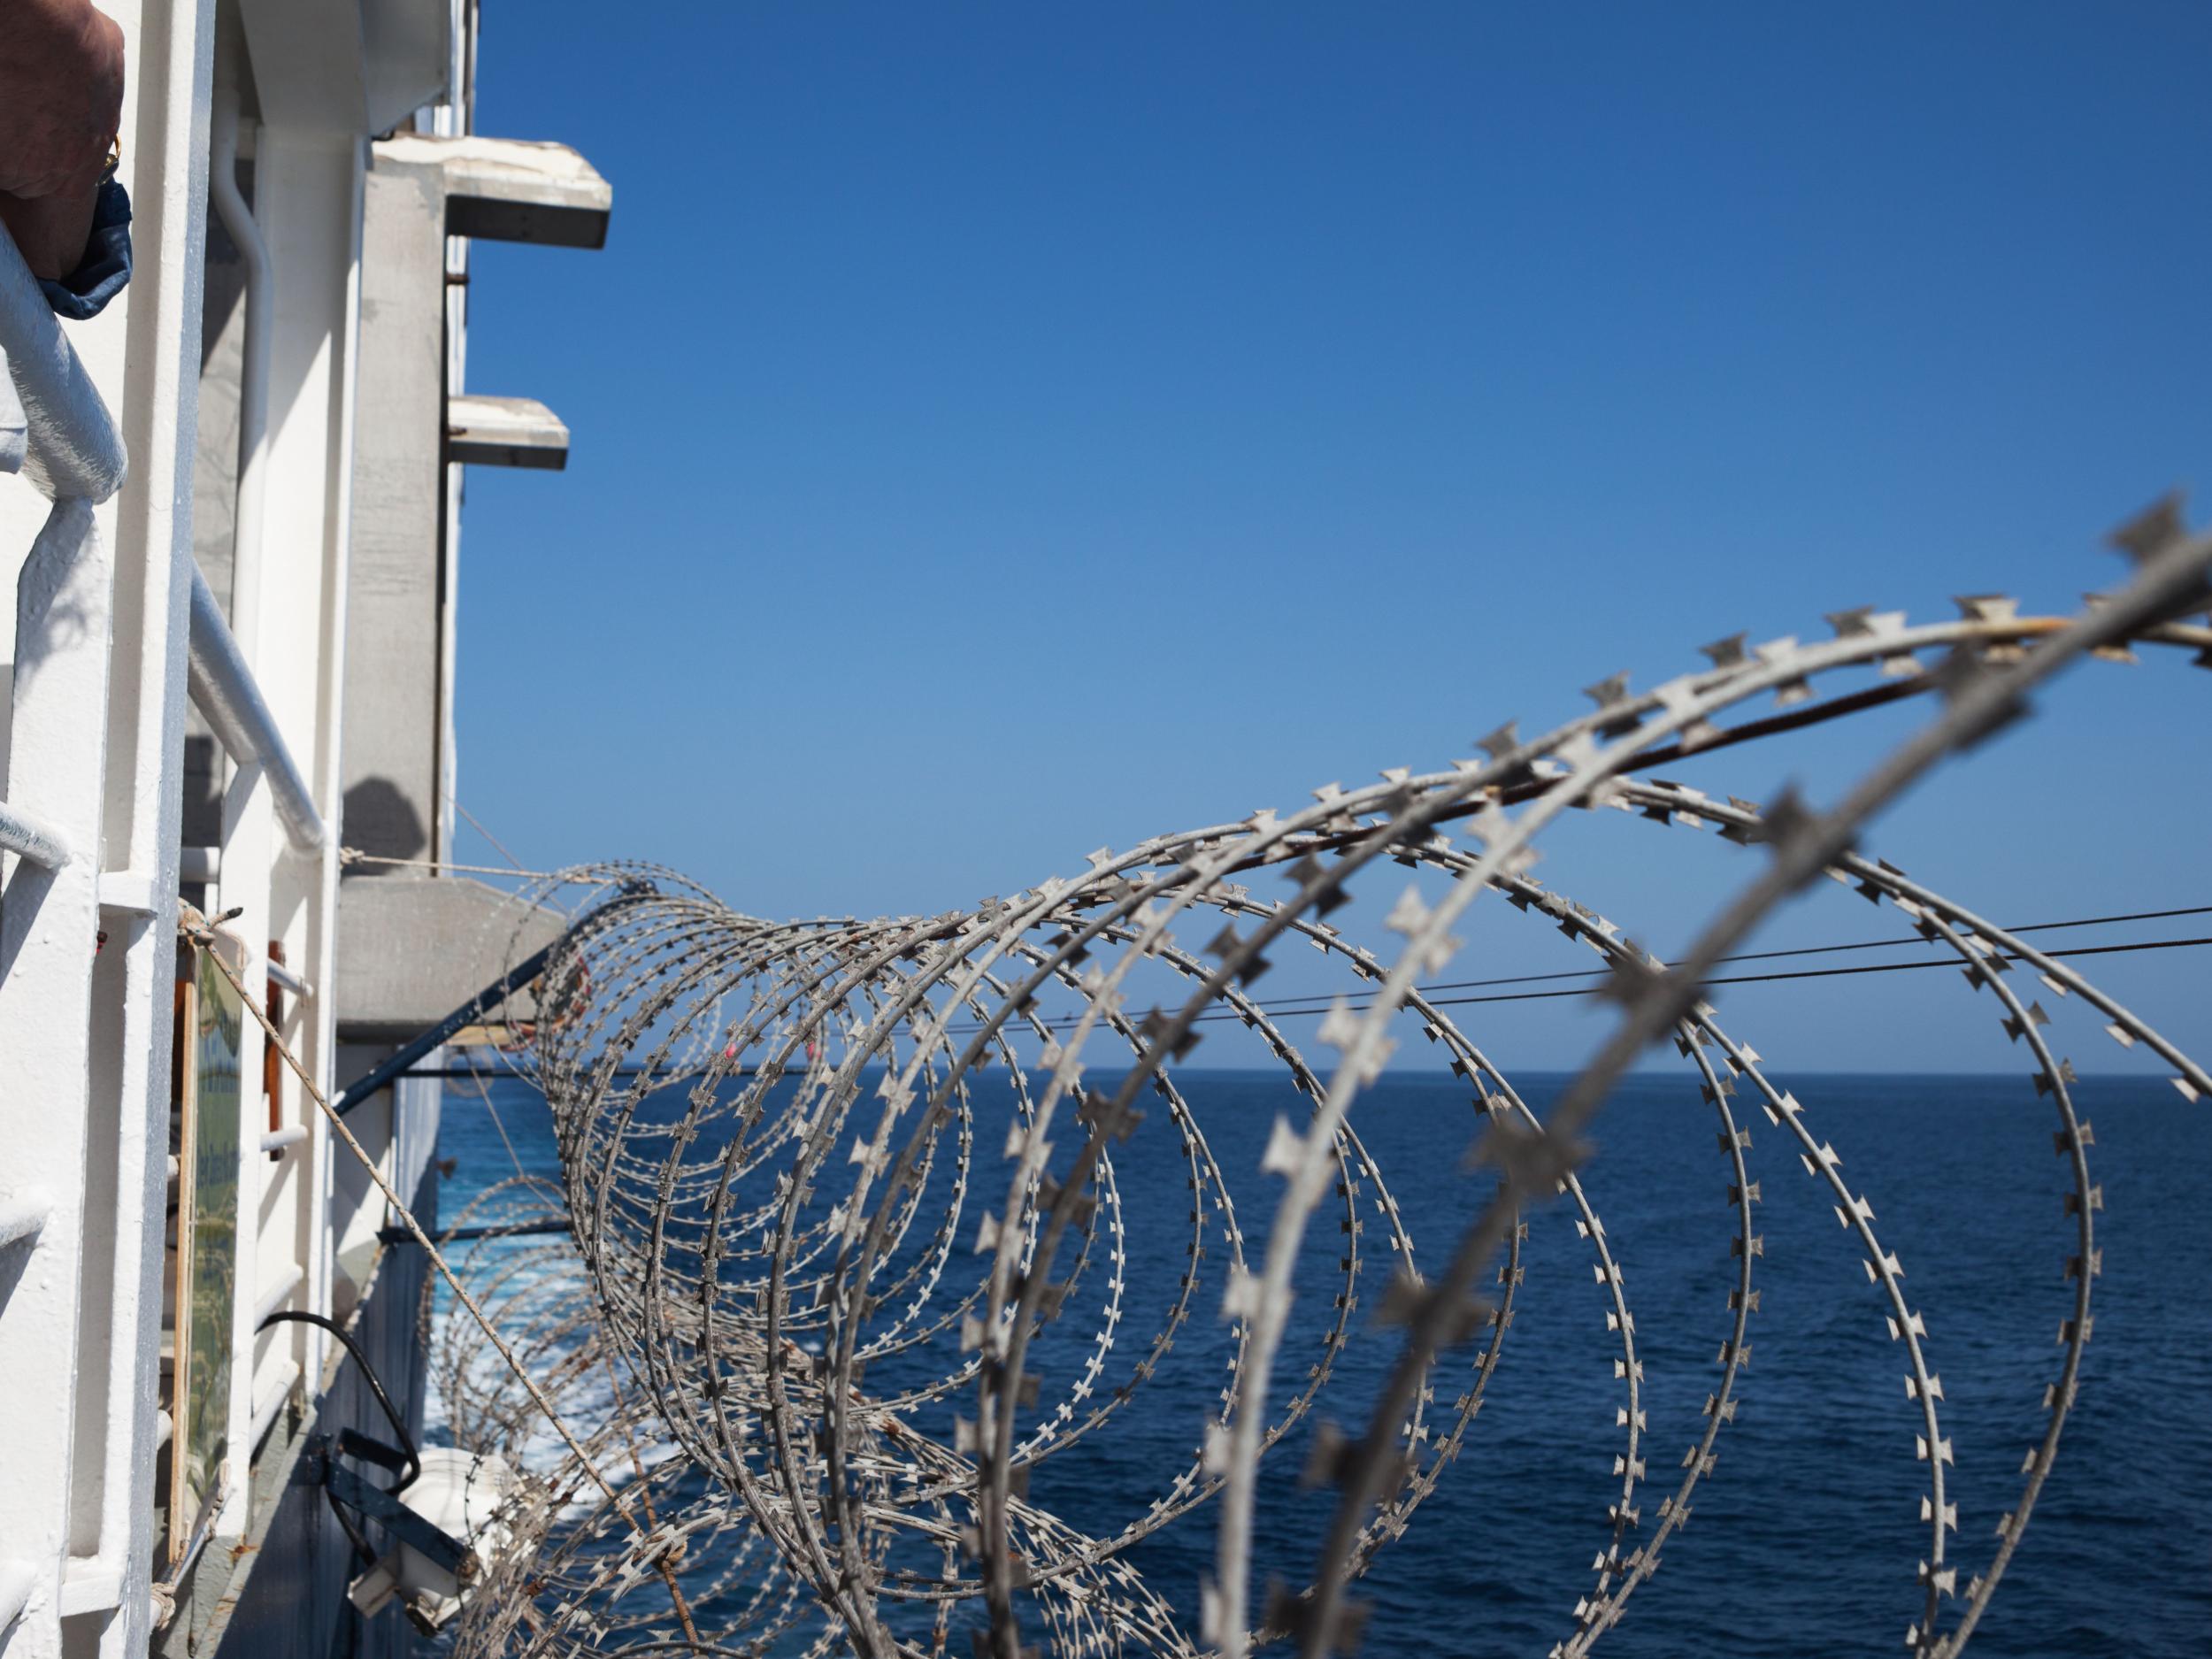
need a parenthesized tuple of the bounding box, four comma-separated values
(449, 4, 2211, 1071)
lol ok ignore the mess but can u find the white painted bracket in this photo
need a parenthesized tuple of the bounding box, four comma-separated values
(446, 395, 569, 470)
(373, 134, 613, 249)
(57, 1556, 123, 1617)
(96, 871, 160, 916)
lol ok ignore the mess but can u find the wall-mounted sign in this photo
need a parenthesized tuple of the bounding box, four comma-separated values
(171, 937, 244, 1559)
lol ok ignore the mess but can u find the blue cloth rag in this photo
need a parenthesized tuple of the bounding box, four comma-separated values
(39, 176, 132, 320)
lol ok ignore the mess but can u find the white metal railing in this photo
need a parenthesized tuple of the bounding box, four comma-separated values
(0, 1195, 49, 1251)
(0, 1557, 35, 1636)
(0, 12, 355, 1647)
(0, 199, 124, 874)
(0, 798, 70, 870)
(250, 1265, 304, 1331)
(0, 354, 23, 475)
(187, 562, 326, 854)
(0, 238, 127, 502)
(0, 146, 319, 1640)
(247, 1359, 300, 1451)
(0, 209, 131, 1656)
(265, 952, 308, 999)
(1, 20, 477, 1638)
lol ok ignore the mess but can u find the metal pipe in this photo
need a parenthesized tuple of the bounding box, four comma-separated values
(0, 1195, 49, 1250)
(334, 942, 558, 1117)
(249, 1359, 301, 1450)
(264, 953, 308, 999)
(188, 563, 326, 854)
(0, 226, 125, 504)
(258, 1125, 307, 1155)
(0, 1558, 34, 1635)
(252, 1263, 304, 1328)
(157, 1504, 218, 1603)
(0, 347, 25, 475)
(0, 799, 71, 870)
(376, 1217, 572, 1246)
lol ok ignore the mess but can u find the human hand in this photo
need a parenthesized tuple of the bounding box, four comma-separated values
(0, 2, 125, 280)
(0, 181, 103, 280)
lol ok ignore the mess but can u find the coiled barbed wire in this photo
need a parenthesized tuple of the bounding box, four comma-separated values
(420, 498, 2211, 1659)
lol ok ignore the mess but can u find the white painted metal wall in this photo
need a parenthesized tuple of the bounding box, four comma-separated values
(0, 4, 475, 1654)
(0, 7, 215, 1655)
(218, 2, 369, 1535)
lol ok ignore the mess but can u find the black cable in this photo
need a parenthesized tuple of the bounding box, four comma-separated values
(1201, 934, 2212, 1020)
(947, 931, 2211, 1031)
(1210, 903, 2212, 1012)
(375, 1218, 573, 1245)
(256, 1310, 421, 1493)
(384, 894, 2201, 1046)
(325, 1482, 378, 1569)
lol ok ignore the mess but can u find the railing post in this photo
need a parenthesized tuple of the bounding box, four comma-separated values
(0, 346, 24, 477)
(0, 497, 116, 1659)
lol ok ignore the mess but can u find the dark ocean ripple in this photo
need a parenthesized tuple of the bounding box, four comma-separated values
(436, 1069, 2211, 1657)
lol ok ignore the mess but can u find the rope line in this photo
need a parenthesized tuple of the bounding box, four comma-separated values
(337, 847, 585, 883)
(177, 904, 705, 1647)
(447, 795, 529, 874)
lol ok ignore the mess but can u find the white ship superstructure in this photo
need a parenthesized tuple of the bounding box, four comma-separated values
(0, 5, 605, 1655)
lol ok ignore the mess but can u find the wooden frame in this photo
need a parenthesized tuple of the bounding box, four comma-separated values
(168, 933, 245, 1563)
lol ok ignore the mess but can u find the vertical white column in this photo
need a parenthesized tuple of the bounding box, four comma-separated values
(214, 115, 366, 1521)
(74, 4, 219, 1653)
(303, 196, 361, 1381)
(206, 78, 274, 1532)
(0, 499, 116, 1659)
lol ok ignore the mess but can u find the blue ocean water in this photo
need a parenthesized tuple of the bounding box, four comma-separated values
(434, 1070, 2211, 1656)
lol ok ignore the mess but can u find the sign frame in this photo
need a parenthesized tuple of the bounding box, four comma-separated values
(169, 932, 246, 1562)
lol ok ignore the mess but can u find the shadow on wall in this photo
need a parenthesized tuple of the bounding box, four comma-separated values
(341, 777, 426, 870)
(180, 733, 219, 846)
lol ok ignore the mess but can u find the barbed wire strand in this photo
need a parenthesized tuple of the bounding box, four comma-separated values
(177, 902, 708, 1651)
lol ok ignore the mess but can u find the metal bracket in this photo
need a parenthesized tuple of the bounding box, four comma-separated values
(321, 1461, 467, 1574)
